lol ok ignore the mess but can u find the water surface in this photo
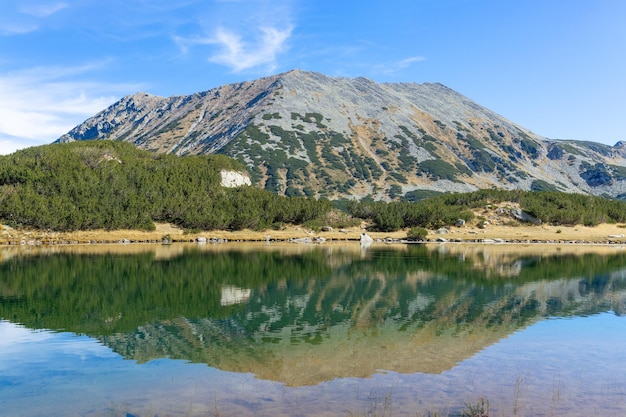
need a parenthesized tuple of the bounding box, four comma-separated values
(1, 243, 625, 416)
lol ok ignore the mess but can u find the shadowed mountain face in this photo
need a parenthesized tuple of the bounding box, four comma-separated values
(57, 70, 626, 200)
(2, 244, 626, 386)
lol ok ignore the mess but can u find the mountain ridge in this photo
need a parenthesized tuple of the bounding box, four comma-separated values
(57, 69, 626, 200)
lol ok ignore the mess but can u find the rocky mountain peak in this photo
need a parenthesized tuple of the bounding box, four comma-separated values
(57, 71, 626, 200)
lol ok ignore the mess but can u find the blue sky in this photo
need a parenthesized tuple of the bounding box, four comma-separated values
(1, 0, 625, 154)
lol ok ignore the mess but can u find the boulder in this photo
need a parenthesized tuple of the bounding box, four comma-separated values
(360, 233, 374, 243)
(510, 209, 542, 225)
(220, 170, 252, 188)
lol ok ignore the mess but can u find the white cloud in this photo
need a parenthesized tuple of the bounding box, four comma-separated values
(396, 56, 427, 68)
(19, 2, 69, 18)
(177, 24, 293, 73)
(0, 321, 54, 347)
(210, 25, 293, 72)
(0, 1, 69, 35)
(0, 137, 45, 155)
(0, 22, 39, 35)
(0, 63, 141, 155)
(0, 321, 116, 369)
(380, 56, 427, 75)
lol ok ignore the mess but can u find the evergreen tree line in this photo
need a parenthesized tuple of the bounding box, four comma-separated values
(348, 188, 626, 232)
(0, 141, 330, 231)
(3, 142, 626, 233)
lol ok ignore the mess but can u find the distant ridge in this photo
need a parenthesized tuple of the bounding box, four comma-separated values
(57, 70, 626, 200)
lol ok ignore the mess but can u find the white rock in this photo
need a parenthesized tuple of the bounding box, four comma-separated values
(360, 233, 374, 243)
(220, 170, 252, 188)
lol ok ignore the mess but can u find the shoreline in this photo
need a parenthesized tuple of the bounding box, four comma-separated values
(2, 222, 626, 247)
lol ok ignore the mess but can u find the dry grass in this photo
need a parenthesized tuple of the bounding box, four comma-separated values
(2, 220, 626, 246)
(435, 223, 626, 243)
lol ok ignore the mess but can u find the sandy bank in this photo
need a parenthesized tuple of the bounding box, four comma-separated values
(2, 222, 626, 246)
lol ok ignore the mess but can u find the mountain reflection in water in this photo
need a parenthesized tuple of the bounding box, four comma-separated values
(2, 243, 625, 388)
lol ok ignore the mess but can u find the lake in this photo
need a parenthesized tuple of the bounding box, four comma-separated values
(1, 242, 625, 416)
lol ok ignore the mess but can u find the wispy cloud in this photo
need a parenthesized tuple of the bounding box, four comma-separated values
(0, 63, 141, 155)
(0, 1, 69, 35)
(18, 2, 69, 18)
(378, 56, 427, 75)
(0, 22, 39, 35)
(0, 321, 116, 366)
(176, 24, 293, 73)
(0, 136, 45, 155)
(209, 25, 293, 72)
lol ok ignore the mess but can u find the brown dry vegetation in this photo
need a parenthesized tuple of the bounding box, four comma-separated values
(2, 220, 626, 246)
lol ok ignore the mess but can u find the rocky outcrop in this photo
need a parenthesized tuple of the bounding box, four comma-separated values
(510, 208, 542, 225)
(220, 170, 251, 188)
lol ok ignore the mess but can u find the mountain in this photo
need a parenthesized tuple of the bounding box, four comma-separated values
(57, 70, 626, 200)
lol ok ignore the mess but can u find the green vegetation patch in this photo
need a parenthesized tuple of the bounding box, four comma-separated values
(458, 133, 496, 173)
(557, 142, 584, 156)
(577, 141, 614, 157)
(399, 125, 419, 141)
(547, 144, 564, 160)
(304, 112, 326, 129)
(418, 159, 460, 182)
(401, 189, 444, 202)
(433, 120, 446, 129)
(348, 189, 626, 231)
(462, 134, 486, 150)
(388, 171, 408, 184)
(530, 179, 560, 192)
(292, 112, 327, 129)
(454, 162, 473, 177)
(0, 141, 330, 232)
(609, 164, 626, 180)
(268, 125, 303, 154)
(452, 120, 468, 132)
(468, 149, 496, 173)
(262, 112, 282, 120)
(241, 123, 270, 144)
(579, 162, 613, 187)
(519, 137, 540, 159)
(297, 131, 322, 164)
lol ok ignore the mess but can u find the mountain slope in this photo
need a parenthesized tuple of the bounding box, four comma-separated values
(58, 70, 626, 200)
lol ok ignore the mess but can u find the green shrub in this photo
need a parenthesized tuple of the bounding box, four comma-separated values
(0, 142, 332, 232)
(461, 398, 489, 417)
(347, 189, 626, 230)
(407, 227, 428, 241)
(418, 159, 460, 181)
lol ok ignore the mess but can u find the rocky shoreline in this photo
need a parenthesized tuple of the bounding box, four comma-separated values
(3, 221, 626, 247)
(2, 234, 626, 247)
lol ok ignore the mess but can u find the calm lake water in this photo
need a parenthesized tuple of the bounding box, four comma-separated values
(1, 242, 625, 416)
